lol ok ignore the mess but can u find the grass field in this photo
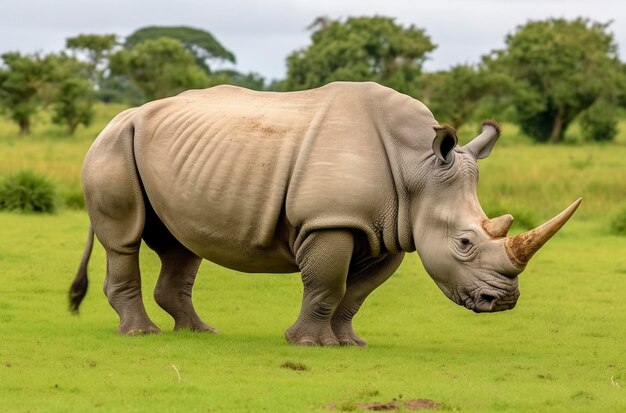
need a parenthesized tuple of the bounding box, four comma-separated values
(0, 106, 625, 412)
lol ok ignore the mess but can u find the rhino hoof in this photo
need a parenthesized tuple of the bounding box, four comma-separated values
(284, 329, 340, 346)
(174, 321, 218, 333)
(292, 337, 340, 346)
(119, 325, 161, 335)
(294, 338, 319, 346)
(339, 338, 367, 347)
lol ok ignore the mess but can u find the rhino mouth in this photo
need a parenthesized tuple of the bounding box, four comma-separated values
(466, 287, 519, 313)
(435, 275, 519, 313)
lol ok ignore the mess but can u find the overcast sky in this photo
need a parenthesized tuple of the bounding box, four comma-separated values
(1, 0, 625, 80)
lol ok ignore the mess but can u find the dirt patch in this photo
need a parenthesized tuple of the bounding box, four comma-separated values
(280, 361, 308, 371)
(328, 398, 440, 411)
(360, 399, 440, 411)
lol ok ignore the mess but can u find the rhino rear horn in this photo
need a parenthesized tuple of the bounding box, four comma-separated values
(483, 214, 514, 238)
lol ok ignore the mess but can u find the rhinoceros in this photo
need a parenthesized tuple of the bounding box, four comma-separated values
(69, 81, 580, 345)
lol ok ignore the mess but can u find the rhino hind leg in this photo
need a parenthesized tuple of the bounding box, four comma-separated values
(142, 208, 216, 333)
(285, 230, 354, 346)
(84, 150, 160, 334)
(152, 247, 215, 332)
(331, 253, 404, 346)
(103, 250, 160, 335)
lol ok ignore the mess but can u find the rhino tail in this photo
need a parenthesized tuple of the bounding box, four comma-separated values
(69, 225, 95, 314)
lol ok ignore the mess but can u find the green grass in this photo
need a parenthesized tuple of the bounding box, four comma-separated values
(0, 107, 625, 412)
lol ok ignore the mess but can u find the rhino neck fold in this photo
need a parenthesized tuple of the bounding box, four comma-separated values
(374, 93, 440, 254)
(376, 130, 420, 254)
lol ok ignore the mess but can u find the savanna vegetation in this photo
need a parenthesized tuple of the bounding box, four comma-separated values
(0, 14, 625, 413)
(1, 17, 625, 141)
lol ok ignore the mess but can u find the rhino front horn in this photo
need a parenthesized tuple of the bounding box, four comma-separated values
(505, 199, 582, 269)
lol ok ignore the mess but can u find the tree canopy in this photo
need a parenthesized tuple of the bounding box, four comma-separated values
(125, 26, 236, 73)
(110, 37, 210, 101)
(43, 53, 94, 135)
(0, 52, 47, 135)
(421, 64, 510, 128)
(66, 34, 117, 88)
(285, 16, 436, 94)
(486, 18, 621, 143)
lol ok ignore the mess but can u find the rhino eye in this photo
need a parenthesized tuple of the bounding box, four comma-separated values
(459, 238, 474, 252)
(451, 235, 478, 260)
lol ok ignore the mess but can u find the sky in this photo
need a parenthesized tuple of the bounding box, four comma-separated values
(1, 0, 625, 81)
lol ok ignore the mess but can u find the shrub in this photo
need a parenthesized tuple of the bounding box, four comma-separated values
(0, 170, 57, 213)
(579, 101, 618, 142)
(610, 208, 626, 236)
(63, 189, 85, 210)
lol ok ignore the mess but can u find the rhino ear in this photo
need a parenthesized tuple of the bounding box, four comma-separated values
(432, 124, 458, 163)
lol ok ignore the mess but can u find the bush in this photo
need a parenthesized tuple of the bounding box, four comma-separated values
(579, 101, 618, 142)
(610, 208, 626, 236)
(63, 189, 85, 210)
(0, 170, 57, 213)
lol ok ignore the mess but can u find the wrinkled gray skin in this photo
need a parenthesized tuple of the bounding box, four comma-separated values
(70, 82, 580, 345)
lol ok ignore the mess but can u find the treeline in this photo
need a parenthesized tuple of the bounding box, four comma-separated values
(1, 17, 625, 142)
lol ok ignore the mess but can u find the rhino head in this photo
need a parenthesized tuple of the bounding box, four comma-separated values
(411, 120, 581, 313)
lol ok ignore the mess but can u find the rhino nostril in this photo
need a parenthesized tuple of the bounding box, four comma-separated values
(480, 293, 497, 303)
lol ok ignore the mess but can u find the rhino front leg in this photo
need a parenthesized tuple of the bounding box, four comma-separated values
(331, 253, 404, 346)
(285, 230, 354, 346)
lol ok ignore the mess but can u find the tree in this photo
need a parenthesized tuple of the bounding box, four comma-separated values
(110, 37, 210, 101)
(486, 18, 621, 143)
(0, 52, 46, 135)
(421, 64, 511, 128)
(66, 34, 117, 89)
(44, 54, 94, 135)
(285, 16, 435, 94)
(125, 26, 235, 73)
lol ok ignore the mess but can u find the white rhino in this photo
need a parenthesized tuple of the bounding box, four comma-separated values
(69, 82, 580, 346)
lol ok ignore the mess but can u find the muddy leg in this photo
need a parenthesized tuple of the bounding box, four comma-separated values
(331, 253, 404, 346)
(285, 230, 354, 346)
